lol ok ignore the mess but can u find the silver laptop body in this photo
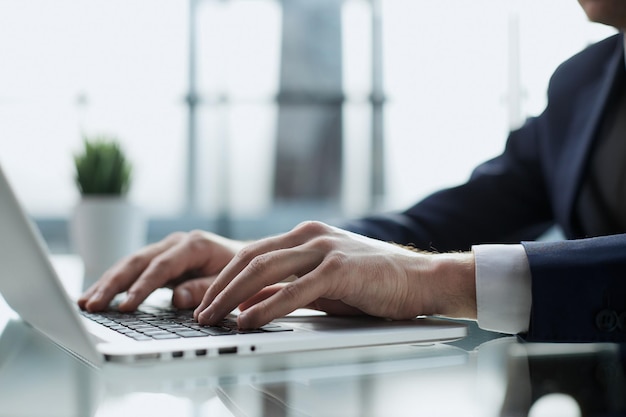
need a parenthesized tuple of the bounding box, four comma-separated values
(0, 165, 467, 366)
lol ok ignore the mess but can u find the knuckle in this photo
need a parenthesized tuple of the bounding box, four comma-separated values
(165, 231, 186, 243)
(187, 229, 206, 240)
(150, 255, 174, 274)
(246, 254, 270, 275)
(281, 282, 303, 302)
(321, 251, 347, 272)
(185, 230, 210, 253)
(125, 254, 146, 270)
(236, 245, 256, 262)
(116, 253, 150, 282)
(294, 220, 328, 235)
(310, 236, 337, 252)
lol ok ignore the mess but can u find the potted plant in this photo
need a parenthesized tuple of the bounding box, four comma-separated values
(74, 138, 132, 196)
(70, 135, 146, 290)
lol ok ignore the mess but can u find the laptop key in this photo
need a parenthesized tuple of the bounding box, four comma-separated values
(127, 324, 158, 331)
(128, 333, 153, 341)
(174, 330, 209, 338)
(141, 330, 174, 336)
(119, 320, 146, 326)
(151, 333, 181, 340)
(83, 307, 289, 341)
(199, 327, 233, 336)
(159, 324, 189, 331)
(234, 328, 264, 334)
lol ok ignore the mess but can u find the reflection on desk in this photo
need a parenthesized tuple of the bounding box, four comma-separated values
(501, 343, 626, 417)
(0, 317, 625, 416)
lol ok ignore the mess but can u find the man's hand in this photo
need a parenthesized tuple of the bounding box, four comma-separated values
(77, 230, 245, 312)
(78, 221, 477, 329)
(192, 221, 477, 329)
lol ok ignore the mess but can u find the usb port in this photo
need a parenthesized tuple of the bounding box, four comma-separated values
(218, 346, 238, 355)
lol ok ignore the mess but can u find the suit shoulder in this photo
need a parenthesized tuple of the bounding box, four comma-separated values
(548, 34, 622, 95)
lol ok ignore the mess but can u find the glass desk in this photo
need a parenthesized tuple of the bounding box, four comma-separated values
(0, 257, 623, 417)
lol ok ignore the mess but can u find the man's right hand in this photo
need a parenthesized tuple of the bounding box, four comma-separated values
(77, 230, 246, 312)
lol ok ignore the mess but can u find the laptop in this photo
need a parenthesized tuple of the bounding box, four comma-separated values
(0, 164, 467, 366)
(0, 317, 468, 416)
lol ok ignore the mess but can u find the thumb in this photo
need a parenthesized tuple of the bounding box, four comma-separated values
(238, 284, 284, 312)
(172, 277, 215, 309)
(238, 284, 363, 316)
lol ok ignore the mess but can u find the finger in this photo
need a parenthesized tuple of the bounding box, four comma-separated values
(237, 272, 330, 329)
(240, 288, 366, 323)
(78, 234, 183, 311)
(194, 222, 334, 315)
(239, 284, 364, 317)
(238, 284, 285, 311)
(171, 277, 216, 309)
(196, 247, 322, 325)
(119, 235, 215, 311)
(192, 231, 312, 319)
(306, 299, 364, 316)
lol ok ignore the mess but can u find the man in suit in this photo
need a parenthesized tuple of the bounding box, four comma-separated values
(79, 0, 626, 343)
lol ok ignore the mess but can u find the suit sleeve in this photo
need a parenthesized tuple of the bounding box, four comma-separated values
(342, 116, 554, 252)
(342, 36, 623, 252)
(522, 235, 626, 343)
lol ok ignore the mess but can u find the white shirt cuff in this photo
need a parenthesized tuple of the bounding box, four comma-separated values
(473, 244, 532, 334)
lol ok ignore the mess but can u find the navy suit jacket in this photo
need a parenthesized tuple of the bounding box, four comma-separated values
(344, 33, 626, 343)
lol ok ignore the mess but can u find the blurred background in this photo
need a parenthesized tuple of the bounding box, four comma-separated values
(0, 0, 615, 252)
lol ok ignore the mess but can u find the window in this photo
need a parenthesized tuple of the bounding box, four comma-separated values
(0, 0, 616, 251)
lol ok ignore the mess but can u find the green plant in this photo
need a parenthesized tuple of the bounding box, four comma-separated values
(74, 136, 132, 195)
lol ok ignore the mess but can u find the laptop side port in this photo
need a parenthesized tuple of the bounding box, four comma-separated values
(135, 353, 161, 361)
(172, 351, 184, 359)
(195, 349, 207, 357)
(218, 346, 238, 355)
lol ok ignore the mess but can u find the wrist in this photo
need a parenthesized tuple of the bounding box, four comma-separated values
(426, 252, 477, 319)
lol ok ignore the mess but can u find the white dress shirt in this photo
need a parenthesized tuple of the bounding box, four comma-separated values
(473, 244, 531, 334)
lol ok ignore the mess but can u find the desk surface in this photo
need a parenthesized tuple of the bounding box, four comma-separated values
(0, 256, 623, 417)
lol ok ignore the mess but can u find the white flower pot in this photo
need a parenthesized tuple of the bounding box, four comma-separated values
(70, 197, 146, 290)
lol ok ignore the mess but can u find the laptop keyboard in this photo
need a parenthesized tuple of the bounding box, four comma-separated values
(80, 306, 292, 341)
